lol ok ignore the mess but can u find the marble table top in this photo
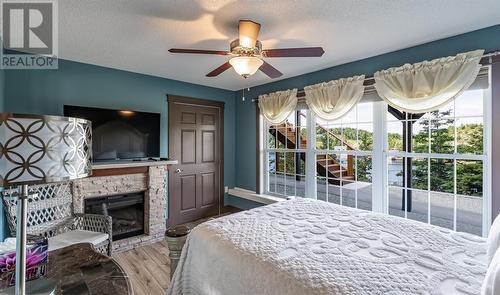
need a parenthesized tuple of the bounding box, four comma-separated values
(47, 243, 132, 295)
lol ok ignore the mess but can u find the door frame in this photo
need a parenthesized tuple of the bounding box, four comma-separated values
(166, 95, 225, 227)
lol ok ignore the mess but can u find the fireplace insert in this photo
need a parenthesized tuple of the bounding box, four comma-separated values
(85, 192, 145, 241)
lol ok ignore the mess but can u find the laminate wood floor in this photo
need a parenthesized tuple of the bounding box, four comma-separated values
(114, 241, 171, 295)
(113, 206, 243, 295)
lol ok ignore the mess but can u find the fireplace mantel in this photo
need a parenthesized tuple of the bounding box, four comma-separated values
(92, 160, 178, 170)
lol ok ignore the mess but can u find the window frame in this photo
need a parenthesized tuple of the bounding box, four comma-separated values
(262, 110, 309, 199)
(314, 102, 376, 210)
(383, 87, 491, 236)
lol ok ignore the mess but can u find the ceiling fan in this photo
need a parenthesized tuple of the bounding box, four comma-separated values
(169, 20, 325, 79)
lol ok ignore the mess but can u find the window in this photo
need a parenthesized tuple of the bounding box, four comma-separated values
(315, 102, 374, 210)
(265, 111, 307, 198)
(385, 89, 489, 236)
(260, 72, 491, 237)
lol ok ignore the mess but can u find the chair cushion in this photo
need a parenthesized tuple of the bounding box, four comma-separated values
(48, 230, 109, 252)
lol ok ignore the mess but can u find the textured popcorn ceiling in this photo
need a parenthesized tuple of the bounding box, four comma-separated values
(59, 0, 500, 90)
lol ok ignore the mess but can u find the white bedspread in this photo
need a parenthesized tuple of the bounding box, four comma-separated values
(168, 198, 487, 295)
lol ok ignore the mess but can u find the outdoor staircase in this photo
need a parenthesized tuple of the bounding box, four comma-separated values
(271, 114, 355, 186)
(316, 154, 355, 185)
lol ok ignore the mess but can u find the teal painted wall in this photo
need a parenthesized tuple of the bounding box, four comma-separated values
(4, 59, 236, 158)
(2, 58, 239, 239)
(234, 24, 500, 192)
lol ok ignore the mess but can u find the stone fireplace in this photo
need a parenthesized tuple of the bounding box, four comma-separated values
(72, 162, 174, 253)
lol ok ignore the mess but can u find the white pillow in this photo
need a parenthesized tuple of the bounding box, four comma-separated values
(482, 246, 500, 295)
(487, 214, 500, 265)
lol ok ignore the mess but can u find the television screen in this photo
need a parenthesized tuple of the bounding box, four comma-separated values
(64, 105, 160, 161)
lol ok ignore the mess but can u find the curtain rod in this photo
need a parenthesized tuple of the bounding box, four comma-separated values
(251, 49, 500, 102)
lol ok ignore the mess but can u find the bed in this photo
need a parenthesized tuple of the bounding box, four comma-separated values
(167, 198, 487, 295)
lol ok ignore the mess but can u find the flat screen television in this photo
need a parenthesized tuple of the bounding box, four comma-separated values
(64, 105, 160, 162)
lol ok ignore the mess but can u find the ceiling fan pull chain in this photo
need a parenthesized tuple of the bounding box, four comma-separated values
(242, 87, 251, 102)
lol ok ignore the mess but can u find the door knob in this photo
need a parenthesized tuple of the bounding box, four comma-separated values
(175, 168, 182, 173)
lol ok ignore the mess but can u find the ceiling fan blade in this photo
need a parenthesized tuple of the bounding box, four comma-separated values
(169, 48, 229, 55)
(262, 47, 325, 57)
(239, 20, 261, 48)
(206, 62, 232, 77)
(259, 61, 283, 79)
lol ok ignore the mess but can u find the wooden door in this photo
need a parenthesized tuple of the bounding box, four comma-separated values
(168, 96, 224, 226)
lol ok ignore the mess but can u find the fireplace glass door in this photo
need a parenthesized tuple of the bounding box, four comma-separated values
(85, 192, 145, 241)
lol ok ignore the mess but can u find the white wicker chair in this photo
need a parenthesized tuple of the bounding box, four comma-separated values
(2, 182, 112, 256)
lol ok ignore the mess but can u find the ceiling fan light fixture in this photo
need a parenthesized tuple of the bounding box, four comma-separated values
(229, 56, 263, 78)
(239, 20, 261, 48)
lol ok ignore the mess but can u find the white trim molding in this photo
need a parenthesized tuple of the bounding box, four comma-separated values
(228, 187, 284, 205)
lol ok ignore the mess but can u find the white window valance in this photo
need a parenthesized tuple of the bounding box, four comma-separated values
(304, 75, 365, 121)
(374, 49, 484, 113)
(258, 89, 298, 124)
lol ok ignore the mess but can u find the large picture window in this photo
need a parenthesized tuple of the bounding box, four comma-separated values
(265, 111, 307, 198)
(261, 72, 491, 237)
(315, 102, 374, 211)
(385, 88, 489, 236)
